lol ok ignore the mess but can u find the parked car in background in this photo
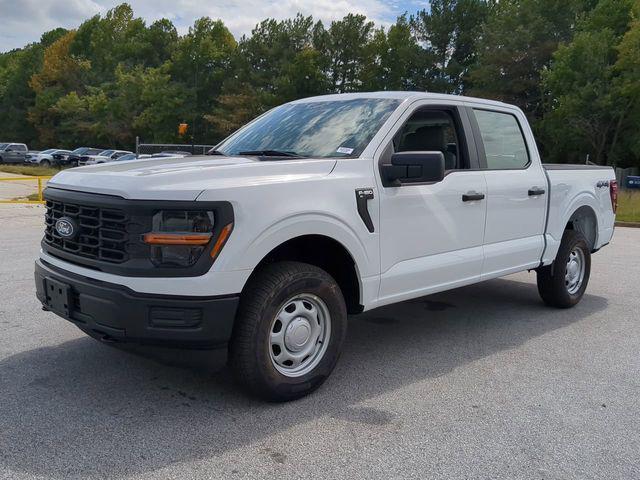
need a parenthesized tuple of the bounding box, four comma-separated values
(148, 152, 191, 158)
(0, 143, 29, 164)
(112, 153, 138, 162)
(157, 151, 192, 156)
(78, 150, 133, 166)
(26, 149, 71, 166)
(60, 147, 103, 167)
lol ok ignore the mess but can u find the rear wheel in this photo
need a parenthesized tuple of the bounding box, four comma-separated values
(536, 229, 591, 308)
(229, 261, 347, 401)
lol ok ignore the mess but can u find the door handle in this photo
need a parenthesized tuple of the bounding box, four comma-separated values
(462, 191, 485, 202)
(528, 187, 546, 196)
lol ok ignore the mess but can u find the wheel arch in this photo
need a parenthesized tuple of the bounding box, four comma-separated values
(565, 204, 599, 251)
(243, 234, 364, 314)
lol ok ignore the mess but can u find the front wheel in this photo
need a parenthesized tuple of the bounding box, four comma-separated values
(40, 159, 50, 167)
(229, 261, 347, 401)
(536, 229, 591, 308)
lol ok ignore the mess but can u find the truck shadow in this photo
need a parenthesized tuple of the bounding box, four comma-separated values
(0, 277, 608, 478)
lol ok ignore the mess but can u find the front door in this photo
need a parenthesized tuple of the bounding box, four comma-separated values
(375, 102, 487, 306)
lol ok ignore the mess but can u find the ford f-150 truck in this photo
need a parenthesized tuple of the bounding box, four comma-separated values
(35, 92, 617, 401)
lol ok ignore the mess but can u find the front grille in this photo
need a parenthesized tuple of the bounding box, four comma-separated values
(41, 188, 233, 277)
(44, 199, 129, 263)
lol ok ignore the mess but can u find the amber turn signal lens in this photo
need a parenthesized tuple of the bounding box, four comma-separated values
(210, 223, 233, 259)
(143, 233, 212, 245)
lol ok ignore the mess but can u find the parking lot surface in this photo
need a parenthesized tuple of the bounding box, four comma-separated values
(1, 204, 639, 480)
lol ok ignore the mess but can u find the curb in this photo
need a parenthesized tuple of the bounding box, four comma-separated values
(615, 221, 640, 228)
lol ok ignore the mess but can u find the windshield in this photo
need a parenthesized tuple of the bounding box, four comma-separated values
(98, 150, 114, 156)
(41, 149, 56, 154)
(71, 147, 87, 154)
(216, 98, 401, 158)
(0, 144, 7, 150)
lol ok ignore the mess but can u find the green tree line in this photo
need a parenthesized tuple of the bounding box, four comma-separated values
(1, 0, 639, 166)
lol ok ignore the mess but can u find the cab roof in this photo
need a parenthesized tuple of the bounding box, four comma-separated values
(290, 91, 514, 109)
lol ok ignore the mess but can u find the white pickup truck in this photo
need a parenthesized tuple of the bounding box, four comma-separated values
(35, 92, 617, 401)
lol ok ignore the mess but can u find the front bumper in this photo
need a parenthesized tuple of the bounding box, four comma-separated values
(35, 259, 239, 349)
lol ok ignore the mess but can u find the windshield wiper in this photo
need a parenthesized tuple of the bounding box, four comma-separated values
(206, 149, 225, 155)
(238, 150, 302, 158)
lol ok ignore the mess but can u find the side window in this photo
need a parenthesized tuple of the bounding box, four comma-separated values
(473, 109, 529, 169)
(394, 109, 464, 170)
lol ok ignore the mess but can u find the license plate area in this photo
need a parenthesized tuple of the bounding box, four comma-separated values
(44, 277, 72, 317)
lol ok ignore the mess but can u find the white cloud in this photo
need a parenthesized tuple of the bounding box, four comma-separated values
(0, 0, 103, 50)
(0, 0, 406, 52)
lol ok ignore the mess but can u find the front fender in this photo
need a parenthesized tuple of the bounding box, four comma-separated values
(216, 212, 374, 277)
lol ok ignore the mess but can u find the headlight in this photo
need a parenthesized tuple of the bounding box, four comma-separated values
(143, 210, 232, 268)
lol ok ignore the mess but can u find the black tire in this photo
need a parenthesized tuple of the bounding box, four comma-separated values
(229, 261, 347, 401)
(40, 159, 50, 167)
(536, 229, 591, 308)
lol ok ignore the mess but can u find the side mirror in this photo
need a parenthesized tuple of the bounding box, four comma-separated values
(381, 151, 445, 186)
(5, 148, 12, 152)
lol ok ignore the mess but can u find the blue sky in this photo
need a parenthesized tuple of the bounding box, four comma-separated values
(0, 0, 429, 52)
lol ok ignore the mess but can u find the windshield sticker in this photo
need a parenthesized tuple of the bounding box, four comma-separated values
(336, 147, 354, 154)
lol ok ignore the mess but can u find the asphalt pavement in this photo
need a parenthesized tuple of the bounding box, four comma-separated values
(1, 204, 638, 480)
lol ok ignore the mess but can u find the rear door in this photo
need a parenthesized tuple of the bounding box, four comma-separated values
(467, 105, 548, 279)
(375, 101, 488, 306)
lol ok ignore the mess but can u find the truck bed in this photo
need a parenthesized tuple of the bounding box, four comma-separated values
(541, 164, 616, 266)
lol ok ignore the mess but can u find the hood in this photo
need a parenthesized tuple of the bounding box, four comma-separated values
(47, 155, 337, 201)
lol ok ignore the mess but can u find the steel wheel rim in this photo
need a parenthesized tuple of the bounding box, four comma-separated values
(565, 247, 586, 295)
(269, 293, 331, 378)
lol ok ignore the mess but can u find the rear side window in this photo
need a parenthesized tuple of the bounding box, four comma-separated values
(473, 110, 529, 169)
(13, 144, 27, 152)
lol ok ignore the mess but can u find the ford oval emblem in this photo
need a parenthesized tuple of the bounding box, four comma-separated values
(55, 217, 77, 239)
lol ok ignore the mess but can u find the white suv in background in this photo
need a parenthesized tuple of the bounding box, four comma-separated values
(26, 149, 71, 166)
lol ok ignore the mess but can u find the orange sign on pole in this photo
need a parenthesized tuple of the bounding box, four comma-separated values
(178, 123, 188, 136)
